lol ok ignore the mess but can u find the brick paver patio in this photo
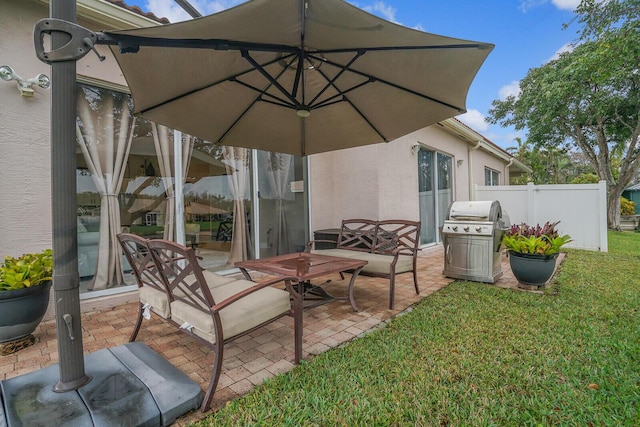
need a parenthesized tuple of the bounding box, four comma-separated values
(1, 246, 542, 425)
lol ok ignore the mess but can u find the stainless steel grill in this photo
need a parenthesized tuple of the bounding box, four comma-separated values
(441, 200, 509, 283)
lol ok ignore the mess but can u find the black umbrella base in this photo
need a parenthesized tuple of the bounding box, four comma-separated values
(0, 342, 202, 427)
(301, 281, 335, 309)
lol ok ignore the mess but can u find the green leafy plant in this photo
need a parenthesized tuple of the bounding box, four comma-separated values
(0, 249, 53, 291)
(502, 221, 572, 255)
(620, 197, 636, 216)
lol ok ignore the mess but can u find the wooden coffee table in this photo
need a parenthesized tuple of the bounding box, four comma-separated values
(236, 252, 367, 311)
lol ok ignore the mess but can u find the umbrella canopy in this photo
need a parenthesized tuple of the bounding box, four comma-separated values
(98, 0, 493, 156)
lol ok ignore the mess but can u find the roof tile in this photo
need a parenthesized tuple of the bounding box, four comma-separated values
(106, 0, 170, 24)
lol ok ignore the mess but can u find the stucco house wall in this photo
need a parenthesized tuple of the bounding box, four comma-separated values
(308, 123, 523, 234)
(413, 124, 472, 202)
(309, 135, 422, 231)
(1, 0, 54, 258)
(474, 149, 509, 184)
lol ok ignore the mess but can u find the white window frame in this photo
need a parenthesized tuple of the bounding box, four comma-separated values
(484, 167, 500, 186)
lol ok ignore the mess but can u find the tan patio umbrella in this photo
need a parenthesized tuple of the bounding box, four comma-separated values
(97, 0, 493, 156)
(30, 0, 493, 393)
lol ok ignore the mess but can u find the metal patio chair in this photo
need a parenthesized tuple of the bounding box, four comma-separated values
(145, 238, 303, 412)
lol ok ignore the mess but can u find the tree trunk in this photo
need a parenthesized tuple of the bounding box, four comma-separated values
(607, 188, 622, 230)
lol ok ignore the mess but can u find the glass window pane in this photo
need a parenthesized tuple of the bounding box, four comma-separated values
(418, 149, 433, 192)
(437, 153, 451, 190)
(76, 83, 138, 291)
(257, 151, 307, 257)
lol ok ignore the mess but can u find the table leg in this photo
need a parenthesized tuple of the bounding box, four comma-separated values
(239, 267, 252, 281)
(347, 266, 365, 312)
(299, 281, 335, 309)
(286, 280, 303, 364)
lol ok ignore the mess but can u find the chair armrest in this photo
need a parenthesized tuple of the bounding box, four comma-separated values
(211, 275, 299, 312)
(392, 247, 419, 257)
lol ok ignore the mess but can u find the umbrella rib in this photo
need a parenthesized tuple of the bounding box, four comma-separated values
(97, 33, 301, 54)
(98, 33, 488, 56)
(313, 66, 387, 141)
(319, 56, 464, 112)
(291, 51, 304, 99)
(232, 79, 296, 108)
(219, 53, 300, 144)
(344, 98, 387, 142)
(309, 98, 345, 109)
(217, 96, 264, 145)
(307, 51, 363, 107)
(137, 53, 297, 116)
(242, 50, 301, 108)
(312, 80, 372, 109)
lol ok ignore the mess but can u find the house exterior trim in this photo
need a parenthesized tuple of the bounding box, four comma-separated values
(36, 0, 162, 29)
(440, 118, 531, 174)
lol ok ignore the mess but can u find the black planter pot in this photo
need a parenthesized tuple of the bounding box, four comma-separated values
(508, 251, 558, 287)
(0, 281, 52, 343)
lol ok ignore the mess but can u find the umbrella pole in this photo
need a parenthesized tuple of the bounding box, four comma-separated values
(49, 0, 91, 391)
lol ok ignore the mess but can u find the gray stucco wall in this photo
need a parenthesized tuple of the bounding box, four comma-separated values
(0, 0, 53, 258)
(0, 0, 134, 260)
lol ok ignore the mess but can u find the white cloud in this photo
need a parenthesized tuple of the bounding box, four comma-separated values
(361, 1, 399, 23)
(457, 109, 490, 132)
(519, 0, 579, 12)
(485, 128, 527, 150)
(146, 0, 191, 22)
(498, 81, 521, 101)
(548, 42, 575, 61)
(351, 1, 427, 29)
(518, 0, 546, 12)
(551, 0, 580, 11)
(197, 0, 245, 15)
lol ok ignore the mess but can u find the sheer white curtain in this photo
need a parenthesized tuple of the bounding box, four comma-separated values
(76, 87, 135, 290)
(223, 147, 251, 265)
(151, 124, 194, 241)
(260, 152, 293, 255)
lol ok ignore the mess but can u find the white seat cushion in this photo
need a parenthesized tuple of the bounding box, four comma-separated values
(312, 249, 413, 275)
(346, 252, 413, 275)
(140, 270, 236, 319)
(170, 279, 291, 343)
(310, 248, 361, 258)
(201, 270, 237, 288)
(139, 285, 170, 319)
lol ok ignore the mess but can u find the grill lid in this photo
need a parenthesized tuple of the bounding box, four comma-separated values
(447, 200, 502, 222)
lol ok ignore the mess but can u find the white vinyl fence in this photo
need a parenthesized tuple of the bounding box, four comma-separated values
(474, 181, 608, 252)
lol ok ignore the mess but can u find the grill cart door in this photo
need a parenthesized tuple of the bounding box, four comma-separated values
(441, 200, 508, 283)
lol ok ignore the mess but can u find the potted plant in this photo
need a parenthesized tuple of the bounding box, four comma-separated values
(502, 222, 572, 289)
(0, 249, 53, 353)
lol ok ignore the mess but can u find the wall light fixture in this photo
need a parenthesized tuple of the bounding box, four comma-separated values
(0, 65, 50, 97)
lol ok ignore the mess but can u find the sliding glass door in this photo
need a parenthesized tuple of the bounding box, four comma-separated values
(256, 151, 308, 258)
(76, 83, 309, 294)
(417, 147, 453, 245)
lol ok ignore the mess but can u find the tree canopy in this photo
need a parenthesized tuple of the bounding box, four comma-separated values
(487, 0, 640, 228)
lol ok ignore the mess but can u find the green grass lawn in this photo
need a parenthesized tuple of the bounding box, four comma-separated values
(194, 232, 640, 426)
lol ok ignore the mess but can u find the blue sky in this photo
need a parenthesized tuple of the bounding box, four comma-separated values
(125, 0, 581, 150)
